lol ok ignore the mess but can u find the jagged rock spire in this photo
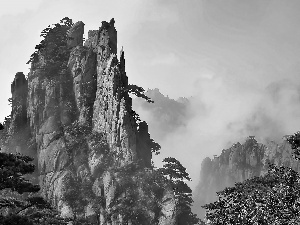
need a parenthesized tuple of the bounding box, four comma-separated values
(5, 19, 175, 224)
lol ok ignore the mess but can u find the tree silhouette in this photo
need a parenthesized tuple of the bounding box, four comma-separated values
(158, 157, 200, 225)
(0, 122, 68, 224)
(26, 17, 74, 81)
(61, 175, 94, 225)
(126, 84, 154, 103)
(286, 131, 300, 160)
(201, 133, 300, 224)
(202, 163, 300, 224)
(108, 159, 201, 224)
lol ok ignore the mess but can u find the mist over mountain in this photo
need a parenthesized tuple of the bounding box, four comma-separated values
(192, 136, 300, 221)
(132, 88, 191, 141)
(132, 83, 300, 221)
(132, 70, 300, 191)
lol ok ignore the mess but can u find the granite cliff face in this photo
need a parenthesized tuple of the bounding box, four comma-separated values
(1, 19, 177, 224)
(193, 136, 299, 221)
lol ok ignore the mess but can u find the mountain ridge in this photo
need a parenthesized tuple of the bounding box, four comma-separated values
(193, 135, 298, 221)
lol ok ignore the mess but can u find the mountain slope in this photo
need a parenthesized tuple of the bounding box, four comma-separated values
(193, 136, 299, 221)
(0, 18, 180, 224)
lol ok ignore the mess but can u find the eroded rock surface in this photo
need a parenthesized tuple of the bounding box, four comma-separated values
(3, 19, 177, 224)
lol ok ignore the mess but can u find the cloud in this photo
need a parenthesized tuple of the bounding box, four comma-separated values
(0, 0, 43, 17)
(2, 0, 300, 198)
(145, 53, 179, 66)
(140, 3, 179, 25)
(132, 88, 190, 141)
(133, 66, 300, 192)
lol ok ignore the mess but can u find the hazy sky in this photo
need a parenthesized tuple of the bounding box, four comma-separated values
(1, 0, 300, 190)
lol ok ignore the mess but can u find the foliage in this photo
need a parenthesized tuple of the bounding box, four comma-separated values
(132, 109, 142, 123)
(62, 166, 108, 224)
(110, 162, 161, 224)
(126, 84, 154, 103)
(64, 121, 110, 157)
(0, 197, 68, 225)
(2, 116, 11, 130)
(7, 98, 12, 106)
(0, 213, 34, 225)
(26, 17, 74, 79)
(64, 121, 91, 141)
(109, 158, 200, 224)
(286, 131, 300, 160)
(133, 117, 161, 155)
(199, 131, 300, 224)
(0, 117, 11, 146)
(87, 131, 110, 155)
(158, 157, 200, 225)
(202, 162, 300, 224)
(158, 157, 191, 182)
(0, 152, 40, 194)
(149, 138, 161, 155)
(0, 158, 68, 224)
(0, 123, 68, 224)
(61, 179, 91, 224)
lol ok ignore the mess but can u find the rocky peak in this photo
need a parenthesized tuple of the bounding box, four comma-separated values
(10, 72, 28, 134)
(2, 18, 177, 224)
(136, 121, 152, 168)
(11, 72, 27, 95)
(67, 21, 85, 48)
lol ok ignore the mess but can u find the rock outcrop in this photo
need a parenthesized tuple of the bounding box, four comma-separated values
(193, 136, 300, 221)
(1, 19, 177, 224)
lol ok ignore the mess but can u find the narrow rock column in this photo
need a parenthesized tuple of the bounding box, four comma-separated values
(10, 72, 28, 135)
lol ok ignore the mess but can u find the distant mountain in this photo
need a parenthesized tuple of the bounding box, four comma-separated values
(132, 88, 191, 140)
(193, 136, 298, 221)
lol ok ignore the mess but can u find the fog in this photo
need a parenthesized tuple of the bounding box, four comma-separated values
(1, 0, 300, 200)
(133, 78, 300, 190)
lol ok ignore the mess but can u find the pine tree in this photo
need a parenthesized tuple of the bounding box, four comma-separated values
(0, 122, 68, 224)
(158, 157, 201, 225)
(201, 133, 300, 224)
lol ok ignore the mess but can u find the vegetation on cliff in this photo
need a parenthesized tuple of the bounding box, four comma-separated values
(103, 157, 201, 224)
(201, 132, 300, 224)
(159, 158, 201, 224)
(202, 163, 300, 224)
(0, 125, 200, 224)
(0, 17, 203, 225)
(27, 17, 74, 80)
(0, 125, 68, 224)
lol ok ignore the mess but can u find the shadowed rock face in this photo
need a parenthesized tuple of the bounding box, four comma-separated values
(4, 19, 177, 224)
(193, 136, 299, 221)
(10, 72, 28, 134)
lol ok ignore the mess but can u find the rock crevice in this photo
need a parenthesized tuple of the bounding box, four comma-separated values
(3, 19, 177, 224)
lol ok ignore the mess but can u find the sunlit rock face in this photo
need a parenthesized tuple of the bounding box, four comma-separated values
(193, 136, 300, 221)
(158, 188, 177, 225)
(3, 19, 177, 224)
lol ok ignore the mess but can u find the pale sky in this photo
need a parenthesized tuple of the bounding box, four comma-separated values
(1, 0, 300, 190)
